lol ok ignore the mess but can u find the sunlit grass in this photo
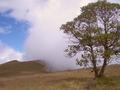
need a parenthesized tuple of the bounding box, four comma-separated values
(0, 62, 119, 90)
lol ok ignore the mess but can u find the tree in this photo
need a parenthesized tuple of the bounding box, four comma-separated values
(60, 1, 120, 78)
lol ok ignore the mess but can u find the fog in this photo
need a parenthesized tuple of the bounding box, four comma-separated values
(0, 0, 119, 71)
(23, 0, 97, 71)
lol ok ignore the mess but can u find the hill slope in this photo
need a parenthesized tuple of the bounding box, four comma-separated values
(0, 60, 46, 77)
(0, 62, 119, 90)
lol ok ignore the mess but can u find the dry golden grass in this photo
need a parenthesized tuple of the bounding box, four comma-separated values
(0, 70, 91, 90)
(0, 61, 119, 90)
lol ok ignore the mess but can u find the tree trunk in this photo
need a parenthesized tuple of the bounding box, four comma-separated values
(94, 67, 99, 78)
(90, 46, 99, 78)
(98, 58, 107, 77)
(91, 59, 99, 78)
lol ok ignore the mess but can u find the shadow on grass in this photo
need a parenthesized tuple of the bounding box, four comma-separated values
(86, 75, 120, 90)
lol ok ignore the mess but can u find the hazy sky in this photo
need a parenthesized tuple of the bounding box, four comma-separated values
(0, 0, 119, 70)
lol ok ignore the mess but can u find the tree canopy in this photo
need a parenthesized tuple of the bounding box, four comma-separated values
(60, 1, 120, 78)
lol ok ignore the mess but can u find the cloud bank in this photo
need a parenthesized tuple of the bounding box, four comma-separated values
(23, 0, 98, 70)
(0, 0, 119, 70)
(0, 42, 23, 63)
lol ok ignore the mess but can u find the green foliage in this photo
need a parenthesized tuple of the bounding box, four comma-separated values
(60, 1, 120, 77)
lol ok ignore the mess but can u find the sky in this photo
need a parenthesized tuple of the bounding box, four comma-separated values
(0, 0, 120, 71)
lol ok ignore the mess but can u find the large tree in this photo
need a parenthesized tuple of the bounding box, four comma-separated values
(60, 0, 120, 78)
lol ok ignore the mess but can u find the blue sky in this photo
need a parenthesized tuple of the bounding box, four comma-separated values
(0, 0, 119, 53)
(0, 0, 119, 70)
(0, 0, 84, 69)
(0, 10, 30, 51)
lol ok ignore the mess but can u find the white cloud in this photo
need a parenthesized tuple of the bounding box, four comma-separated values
(0, 42, 23, 64)
(22, 0, 93, 70)
(0, 0, 119, 70)
(0, 27, 11, 34)
(0, 0, 88, 70)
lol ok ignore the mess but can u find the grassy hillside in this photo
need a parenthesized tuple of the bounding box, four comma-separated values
(0, 61, 119, 90)
(0, 60, 46, 77)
